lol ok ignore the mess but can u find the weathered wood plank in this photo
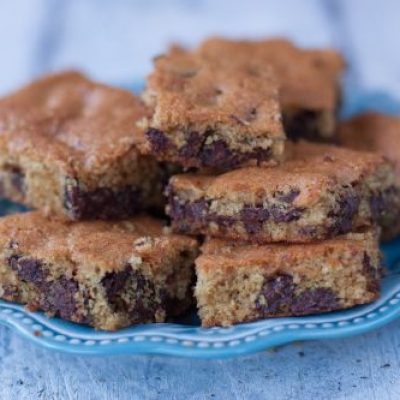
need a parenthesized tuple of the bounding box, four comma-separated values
(2, 320, 400, 400)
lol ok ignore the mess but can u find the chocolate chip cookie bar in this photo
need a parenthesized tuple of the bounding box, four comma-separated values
(0, 71, 164, 220)
(138, 47, 285, 170)
(0, 212, 198, 330)
(167, 141, 399, 243)
(197, 37, 345, 141)
(196, 230, 382, 326)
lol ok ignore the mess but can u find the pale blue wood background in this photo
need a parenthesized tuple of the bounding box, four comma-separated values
(1, 1, 400, 399)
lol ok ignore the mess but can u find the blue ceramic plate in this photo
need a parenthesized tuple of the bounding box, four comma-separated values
(0, 86, 399, 359)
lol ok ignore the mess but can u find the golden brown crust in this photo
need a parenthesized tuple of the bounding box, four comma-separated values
(338, 112, 400, 183)
(197, 37, 345, 111)
(141, 47, 284, 138)
(197, 230, 378, 274)
(0, 71, 151, 178)
(170, 141, 391, 204)
(0, 211, 198, 273)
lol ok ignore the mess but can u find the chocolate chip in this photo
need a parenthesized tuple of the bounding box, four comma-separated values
(328, 194, 360, 235)
(369, 187, 398, 221)
(102, 265, 131, 309)
(274, 189, 300, 203)
(64, 178, 142, 220)
(200, 140, 237, 169)
(291, 288, 338, 314)
(256, 274, 295, 315)
(298, 225, 318, 237)
(202, 140, 272, 169)
(362, 253, 381, 293)
(178, 131, 204, 159)
(101, 265, 159, 322)
(270, 205, 304, 222)
(241, 205, 270, 222)
(41, 276, 80, 321)
(168, 195, 209, 233)
(9, 256, 48, 284)
(8, 256, 84, 321)
(241, 205, 270, 234)
(146, 128, 170, 152)
(256, 274, 339, 316)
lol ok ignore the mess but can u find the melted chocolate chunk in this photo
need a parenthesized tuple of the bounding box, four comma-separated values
(169, 194, 305, 235)
(256, 274, 339, 316)
(146, 128, 170, 152)
(168, 195, 209, 233)
(328, 193, 360, 235)
(9, 256, 47, 284)
(270, 205, 304, 222)
(291, 288, 338, 314)
(200, 140, 272, 170)
(8, 256, 83, 322)
(200, 140, 237, 169)
(148, 126, 273, 169)
(362, 253, 381, 293)
(298, 225, 318, 237)
(241, 205, 270, 234)
(101, 265, 159, 322)
(370, 193, 384, 221)
(64, 179, 142, 220)
(178, 131, 204, 159)
(256, 274, 294, 315)
(369, 187, 399, 221)
(41, 276, 80, 321)
(102, 265, 132, 311)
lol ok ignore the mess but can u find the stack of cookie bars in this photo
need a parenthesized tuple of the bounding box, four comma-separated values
(0, 38, 399, 330)
(140, 38, 400, 327)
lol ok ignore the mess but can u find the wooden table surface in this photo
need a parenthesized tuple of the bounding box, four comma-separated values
(0, 1, 400, 399)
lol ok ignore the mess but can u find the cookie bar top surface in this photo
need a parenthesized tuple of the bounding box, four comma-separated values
(338, 112, 400, 181)
(197, 37, 345, 110)
(142, 47, 283, 138)
(197, 230, 378, 273)
(0, 212, 197, 273)
(170, 141, 390, 205)
(0, 71, 149, 173)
